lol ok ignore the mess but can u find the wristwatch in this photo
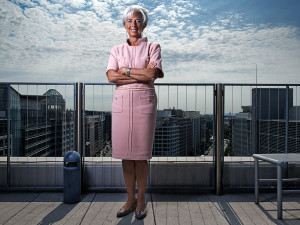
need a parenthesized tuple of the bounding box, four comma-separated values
(127, 68, 131, 77)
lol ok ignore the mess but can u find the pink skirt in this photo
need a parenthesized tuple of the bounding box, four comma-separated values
(111, 88, 157, 160)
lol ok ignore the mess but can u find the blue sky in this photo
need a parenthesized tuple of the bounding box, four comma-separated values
(0, 0, 300, 84)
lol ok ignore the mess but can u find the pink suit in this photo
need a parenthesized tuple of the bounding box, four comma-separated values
(106, 37, 163, 160)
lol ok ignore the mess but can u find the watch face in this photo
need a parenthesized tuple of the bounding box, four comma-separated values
(127, 68, 131, 77)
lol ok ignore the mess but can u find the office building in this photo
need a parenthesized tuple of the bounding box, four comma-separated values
(232, 88, 299, 156)
(153, 109, 206, 156)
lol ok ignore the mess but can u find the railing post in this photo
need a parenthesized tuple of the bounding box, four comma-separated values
(284, 86, 289, 183)
(75, 82, 84, 191)
(75, 82, 83, 155)
(215, 83, 224, 195)
(7, 84, 11, 189)
(285, 85, 289, 154)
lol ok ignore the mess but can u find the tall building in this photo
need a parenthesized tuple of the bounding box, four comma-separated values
(0, 86, 74, 157)
(153, 109, 206, 156)
(84, 111, 111, 157)
(232, 88, 299, 156)
(232, 106, 251, 156)
(153, 110, 180, 156)
(21, 89, 70, 157)
(62, 109, 75, 155)
(0, 84, 22, 156)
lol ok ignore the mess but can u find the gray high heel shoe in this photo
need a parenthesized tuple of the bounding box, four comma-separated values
(117, 201, 137, 218)
(135, 210, 147, 220)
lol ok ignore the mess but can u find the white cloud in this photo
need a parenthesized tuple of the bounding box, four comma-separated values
(0, 0, 299, 85)
(64, 0, 87, 9)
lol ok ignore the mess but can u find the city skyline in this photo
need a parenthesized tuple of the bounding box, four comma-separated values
(1, 0, 300, 84)
(7, 83, 300, 114)
(1, 84, 300, 158)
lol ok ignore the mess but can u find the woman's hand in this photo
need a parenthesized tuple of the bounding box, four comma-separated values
(107, 69, 139, 84)
(108, 61, 162, 84)
(127, 61, 162, 82)
(147, 61, 157, 68)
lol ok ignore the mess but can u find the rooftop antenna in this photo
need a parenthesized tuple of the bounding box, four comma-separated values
(255, 64, 257, 85)
(254, 63, 258, 154)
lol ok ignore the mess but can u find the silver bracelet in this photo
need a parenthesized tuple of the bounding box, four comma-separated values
(127, 68, 131, 77)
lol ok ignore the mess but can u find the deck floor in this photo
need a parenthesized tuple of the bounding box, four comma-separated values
(0, 192, 299, 225)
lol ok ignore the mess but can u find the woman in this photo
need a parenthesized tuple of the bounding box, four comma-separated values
(106, 5, 163, 220)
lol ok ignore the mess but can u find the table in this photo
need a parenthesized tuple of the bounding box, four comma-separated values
(253, 153, 300, 219)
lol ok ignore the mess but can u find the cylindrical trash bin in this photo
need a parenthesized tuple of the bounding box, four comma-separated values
(63, 151, 81, 204)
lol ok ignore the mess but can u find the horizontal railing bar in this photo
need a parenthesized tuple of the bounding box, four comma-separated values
(84, 83, 216, 86)
(282, 190, 300, 194)
(0, 82, 76, 85)
(155, 83, 215, 86)
(259, 178, 300, 182)
(224, 83, 300, 87)
(83, 83, 115, 85)
(0, 187, 63, 191)
(87, 187, 214, 193)
(2, 82, 300, 86)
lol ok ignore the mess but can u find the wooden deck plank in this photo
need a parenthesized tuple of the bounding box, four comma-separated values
(81, 201, 106, 225)
(187, 202, 205, 225)
(229, 202, 257, 225)
(178, 202, 192, 225)
(248, 202, 276, 225)
(152, 200, 167, 225)
(0, 202, 31, 224)
(258, 201, 278, 221)
(208, 202, 229, 225)
(198, 202, 218, 225)
(26, 202, 61, 225)
(166, 201, 179, 225)
(4, 201, 45, 224)
(98, 201, 120, 225)
(282, 201, 300, 220)
(63, 202, 92, 225)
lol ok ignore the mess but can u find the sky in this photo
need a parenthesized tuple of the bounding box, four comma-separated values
(0, 0, 300, 84)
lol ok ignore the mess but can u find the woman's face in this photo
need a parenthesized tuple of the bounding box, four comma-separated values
(125, 11, 144, 38)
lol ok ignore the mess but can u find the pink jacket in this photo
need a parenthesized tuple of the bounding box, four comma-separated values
(106, 37, 163, 88)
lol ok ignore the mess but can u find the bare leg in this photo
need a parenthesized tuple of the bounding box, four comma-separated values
(135, 160, 148, 211)
(122, 160, 137, 209)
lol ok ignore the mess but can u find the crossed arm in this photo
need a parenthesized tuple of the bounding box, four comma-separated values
(107, 62, 164, 85)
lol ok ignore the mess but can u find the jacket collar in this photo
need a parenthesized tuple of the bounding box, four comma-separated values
(126, 37, 148, 46)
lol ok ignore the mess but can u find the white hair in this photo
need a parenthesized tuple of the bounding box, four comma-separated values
(122, 5, 148, 28)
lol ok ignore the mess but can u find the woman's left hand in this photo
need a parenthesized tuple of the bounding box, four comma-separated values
(147, 61, 157, 68)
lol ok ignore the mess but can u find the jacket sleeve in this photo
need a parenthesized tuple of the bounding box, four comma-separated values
(106, 47, 119, 73)
(149, 43, 164, 76)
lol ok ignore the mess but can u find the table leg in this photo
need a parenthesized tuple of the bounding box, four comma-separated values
(255, 158, 259, 204)
(277, 164, 282, 219)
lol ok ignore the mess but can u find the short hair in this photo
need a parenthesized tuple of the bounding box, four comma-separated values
(122, 5, 148, 28)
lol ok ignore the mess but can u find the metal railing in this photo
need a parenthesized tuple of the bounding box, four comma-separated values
(0, 82, 299, 193)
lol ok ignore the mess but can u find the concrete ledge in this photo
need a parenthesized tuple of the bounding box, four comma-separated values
(1, 157, 299, 191)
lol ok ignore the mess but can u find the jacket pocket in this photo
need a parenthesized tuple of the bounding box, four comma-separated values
(139, 94, 157, 114)
(112, 94, 123, 113)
